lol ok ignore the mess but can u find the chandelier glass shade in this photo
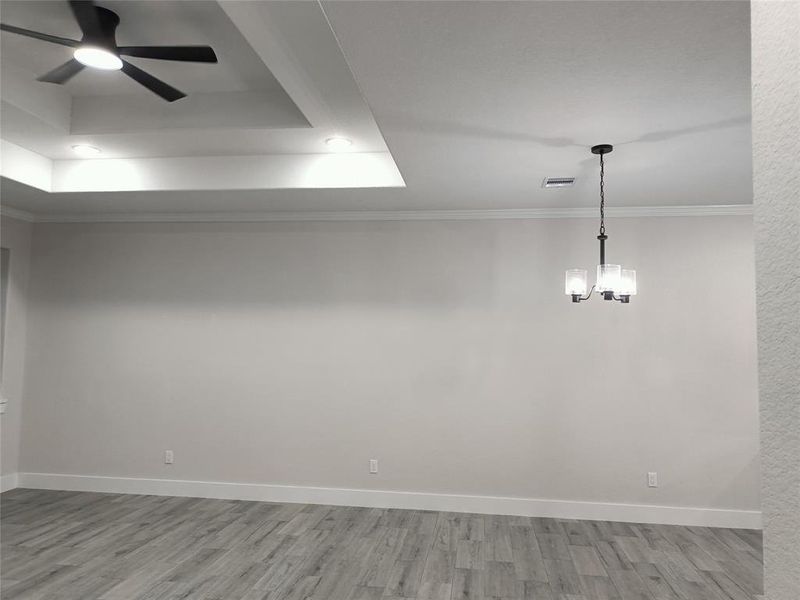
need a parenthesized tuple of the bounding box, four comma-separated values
(619, 269, 637, 296)
(566, 144, 637, 304)
(565, 269, 588, 296)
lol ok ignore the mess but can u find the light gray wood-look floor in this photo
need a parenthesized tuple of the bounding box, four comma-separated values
(1, 489, 763, 600)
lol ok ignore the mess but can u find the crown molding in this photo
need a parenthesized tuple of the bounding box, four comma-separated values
(7, 204, 753, 224)
(0, 205, 36, 222)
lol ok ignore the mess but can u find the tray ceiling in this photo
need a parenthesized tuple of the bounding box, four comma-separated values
(1, 1, 751, 218)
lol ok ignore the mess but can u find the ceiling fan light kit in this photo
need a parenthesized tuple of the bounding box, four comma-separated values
(565, 144, 637, 304)
(0, 0, 218, 102)
(73, 46, 122, 70)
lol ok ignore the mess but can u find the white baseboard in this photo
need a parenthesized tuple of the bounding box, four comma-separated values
(16, 472, 761, 529)
(1, 473, 19, 492)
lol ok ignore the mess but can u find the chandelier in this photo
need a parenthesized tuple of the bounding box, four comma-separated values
(565, 144, 637, 303)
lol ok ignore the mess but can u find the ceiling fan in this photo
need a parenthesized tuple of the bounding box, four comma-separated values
(0, 0, 218, 102)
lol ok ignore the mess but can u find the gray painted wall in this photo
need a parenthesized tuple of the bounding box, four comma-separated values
(19, 216, 759, 513)
(752, 1, 800, 598)
(0, 216, 32, 479)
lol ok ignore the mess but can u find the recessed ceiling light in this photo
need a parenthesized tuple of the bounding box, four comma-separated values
(73, 46, 123, 70)
(325, 137, 353, 151)
(71, 144, 102, 156)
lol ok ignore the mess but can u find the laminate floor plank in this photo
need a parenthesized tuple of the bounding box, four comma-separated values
(509, 526, 548, 583)
(484, 560, 518, 598)
(451, 568, 484, 600)
(537, 533, 572, 561)
(606, 569, 651, 600)
(569, 546, 608, 577)
(484, 516, 514, 563)
(580, 574, 622, 600)
(0, 489, 763, 600)
(631, 563, 681, 600)
(543, 558, 583, 597)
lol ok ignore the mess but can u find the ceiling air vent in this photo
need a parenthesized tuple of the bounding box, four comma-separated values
(542, 177, 575, 188)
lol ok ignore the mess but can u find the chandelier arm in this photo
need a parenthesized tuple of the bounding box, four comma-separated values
(572, 285, 596, 302)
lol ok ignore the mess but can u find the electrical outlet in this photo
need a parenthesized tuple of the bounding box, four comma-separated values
(369, 459, 378, 474)
(647, 472, 658, 488)
(164, 450, 174, 465)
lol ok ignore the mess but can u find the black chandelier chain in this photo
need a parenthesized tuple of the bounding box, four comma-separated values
(599, 152, 606, 236)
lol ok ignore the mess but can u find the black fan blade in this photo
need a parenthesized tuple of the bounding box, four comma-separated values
(118, 46, 217, 63)
(121, 60, 186, 102)
(37, 59, 85, 84)
(0, 23, 78, 47)
(68, 0, 102, 39)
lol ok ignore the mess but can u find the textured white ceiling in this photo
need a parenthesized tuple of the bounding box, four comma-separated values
(0, 0, 752, 216)
(320, 0, 752, 209)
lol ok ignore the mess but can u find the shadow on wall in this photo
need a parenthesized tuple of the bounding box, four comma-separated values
(379, 112, 750, 149)
(34, 221, 515, 309)
(32, 219, 609, 310)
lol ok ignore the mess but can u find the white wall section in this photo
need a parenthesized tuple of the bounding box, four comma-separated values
(752, 1, 800, 597)
(18, 216, 760, 524)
